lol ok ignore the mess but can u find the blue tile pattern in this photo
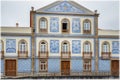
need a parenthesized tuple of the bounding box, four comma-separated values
(50, 17, 59, 32)
(71, 59, 83, 72)
(35, 59, 39, 72)
(18, 59, 31, 72)
(72, 40, 81, 54)
(0, 59, 4, 73)
(45, 1, 85, 13)
(92, 60, 95, 71)
(6, 39, 16, 53)
(112, 41, 120, 54)
(48, 59, 60, 72)
(50, 40, 59, 53)
(72, 18, 80, 33)
(98, 59, 110, 72)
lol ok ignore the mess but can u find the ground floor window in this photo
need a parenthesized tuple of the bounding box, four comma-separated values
(83, 59, 91, 71)
(39, 60, 47, 72)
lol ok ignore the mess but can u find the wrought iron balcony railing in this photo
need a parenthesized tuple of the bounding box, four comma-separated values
(38, 51, 48, 58)
(61, 52, 71, 59)
(83, 52, 92, 59)
(83, 30, 91, 34)
(101, 52, 111, 59)
(18, 51, 28, 58)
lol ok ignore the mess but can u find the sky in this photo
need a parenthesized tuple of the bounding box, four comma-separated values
(1, 0, 119, 30)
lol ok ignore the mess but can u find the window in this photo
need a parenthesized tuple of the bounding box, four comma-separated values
(102, 41, 110, 59)
(61, 41, 70, 58)
(40, 20, 46, 29)
(102, 42, 110, 52)
(39, 18, 47, 33)
(62, 42, 68, 52)
(62, 19, 70, 33)
(0, 40, 4, 57)
(83, 19, 91, 34)
(83, 60, 91, 71)
(39, 41, 48, 58)
(40, 41, 47, 53)
(62, 41, 70, 53)
(84, 41, 91, 52)
(18, 40, 28, 58)
(39, 60, 47, 72)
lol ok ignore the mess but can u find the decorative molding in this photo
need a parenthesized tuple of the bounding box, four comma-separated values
(50, 17, 59, 32)
(72, 18, 80, 33)
(6, 39, 16, 53)
(50, 40, 59, 53)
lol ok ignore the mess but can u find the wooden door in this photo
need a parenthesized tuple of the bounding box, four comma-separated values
(5, 60, 16, 76)
(61, 61, 70, 75)
(111, 60, 119, 76)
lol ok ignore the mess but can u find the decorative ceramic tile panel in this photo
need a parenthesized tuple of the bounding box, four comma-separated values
(112, 41, 120, 54)
(6, 39, 16, 53)
(50, 40, 59, 53)
(50, 17, 59, 32)
(72, 18, 80, 33)
(45, 1, 85, 13)
(72, 40, 81, 54)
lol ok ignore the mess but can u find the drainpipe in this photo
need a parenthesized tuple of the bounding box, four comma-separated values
(94, 10, 99, 73)
(30, 6, 36, 76)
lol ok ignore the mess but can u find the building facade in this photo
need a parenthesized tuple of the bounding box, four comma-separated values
(0, 1, 119, 78)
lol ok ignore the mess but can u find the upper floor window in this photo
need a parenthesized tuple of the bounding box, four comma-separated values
(102, 41, 111, 59)
(40, 41, 47, 53)
(83, 19, 91, 34)
(39, 41, 48, 58)
(61, 19, 70, 33)
(39, 18, 48, 33)
(18, 40, 28, 58)
(61, 41, 70, 58)
(102, 42, 110, 52)
(84, 41, 91, 52)
(62, 42, 69, 52)
(0, 40, 4, 58)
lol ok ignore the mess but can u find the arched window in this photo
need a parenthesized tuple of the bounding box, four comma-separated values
(83, 19, 91, 34)
(0, 40, 4, 58)
(39, 17, 48, 32)
(84, 41, 91, 52)
(61, 41, 70, 58)
(18, 40, 28, 58)
(102, 42, 110, 52)
(39, 40, 48, 58)
(62, 41, 70, 52)
(101, 41, 110, 59)
(61, 18, 70, 33)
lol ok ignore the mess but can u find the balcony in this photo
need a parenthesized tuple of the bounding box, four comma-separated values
(18, 51, 28, 58)
(101, 52, 111, 59)
(0, 51, 4, 58)
(39, 29, 47, 33)
(83, 30, 91, 34)
(83, 52, 92, 59)
(38, 51, 48, 58)
(61, 52, 71, 59)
